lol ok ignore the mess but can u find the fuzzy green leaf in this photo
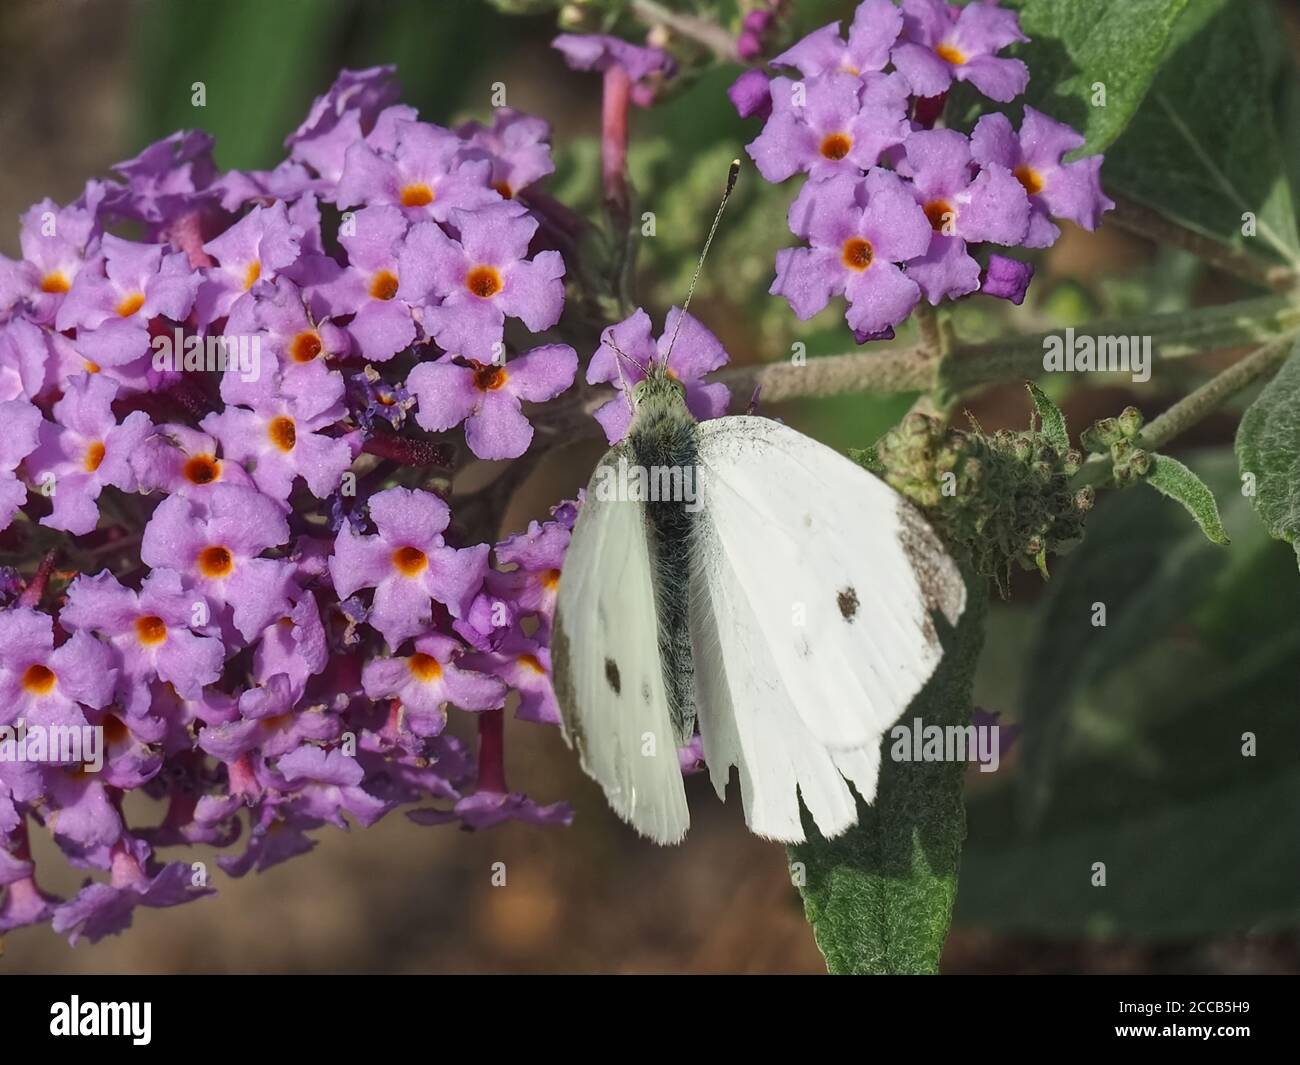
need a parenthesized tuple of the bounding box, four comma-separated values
(1143, 453, 1230, 545)
(1001, 0, 1193, 153)
(1236, 341, 1300, 567)
(1104, 0, 1300, 265)
(1026, 382, 1070, 455)
(789, 584, 987, 975)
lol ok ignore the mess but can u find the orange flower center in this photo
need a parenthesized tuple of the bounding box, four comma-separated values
(819, 133, 853, 161)
(198, 545, 234, 578)
(369, 270, 400, 301)
(472, 362, 508, 391)
(392, 545, 428, 577)
(465, 265, 502, 299)
(268, 415, 297, 452)
(40, 271, 70, 294)
(184, 454, 221, 485)
(492, 180, 514, 200)
(408, 653, 443, 681)
(841, 237, 874, 271)
(135, 615, 168, 646)
(116, 291, 145, 317)
(84, 360, 101, 374)
(289, 330, 323, 363)
(22, 663, 56, 695)
(83, 440, 106, 472)
(1014, 164, 1045, 196)
(400, 184, 434, 207)
(936, 42, 966, 66)
(924, 199, 955, 232)
(243, 260, 262, 290)
(541, 568, 560, 590)
(517, 653, 545, 675)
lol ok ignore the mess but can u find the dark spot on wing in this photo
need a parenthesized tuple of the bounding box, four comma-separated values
(604, 657, 621, 695)
(641, 680, 651, 704)
(837, 586, 859, 622)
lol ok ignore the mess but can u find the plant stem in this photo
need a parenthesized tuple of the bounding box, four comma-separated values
(629, 0, 740, 62)
(1108, 194, 1297, 293)
(1139, 334, 1298, 451)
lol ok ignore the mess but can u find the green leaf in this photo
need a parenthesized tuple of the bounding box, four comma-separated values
(1104, 0, 1300, 265)
(1143, 453, 1230, 545)
(789, 583, 987, 975)
(1017, 475, 1224, 821)
(1236, 341, 1300, 567)
(960, 452, 1300, 937)
(1002, 0, 1193, 153)
(1026, 381, 1070, 454)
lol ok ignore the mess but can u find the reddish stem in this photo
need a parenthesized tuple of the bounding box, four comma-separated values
(601, 64, 632, 223)
(477, 708, 507, 793)
(18, 550, 58, 608)
(362, 431, 454, 468)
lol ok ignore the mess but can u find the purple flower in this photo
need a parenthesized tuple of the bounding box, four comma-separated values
(140, 484, 293, 641)
(0, 317, 54, 402)
(771, 0, 904, 79)
(53, 844, 212, 945)
(407, 343, 577, 460)
(773, 168, 932, 337)
(456, 108, 555, 201)
(286, 65, 402, 180)
(981, 253, 1034, 304)
(56, 235, 199, 367)
(463, 632, 559, 725)
(587, 307, 731, 444)
(401, 204, 566, 362)
(218, 277, 348, 409)
(252, 591, 329, 702)
(0, 608, 116, 730)
(747, 71, 911, 183)
(107, 131, 220, 227)
(362, 632, 507, 738)
(971, 106, 1114, 247)
(336, 119, 501, 223)
(901, 128, 1030, 303)
(728, 69, 773, 121)
(314, 205, 418, 361)
(272, 744, 389, 828)
(329, 486, 489, 648)
(892, 0, 1029, 103)
(0, 188, 104, 325)
(129, 422, 255, 502)
(61, 569, 224, 714)
(26, 374, 153, 535)
(194, 202, 303, 324)
(202, 391, 355, 501)
(199, 675, 339, 769)
(0, 398, 42, 532)
(409, 790, 573, 830)
(552, 33, 675, 104)
(218, 804, 323, 877)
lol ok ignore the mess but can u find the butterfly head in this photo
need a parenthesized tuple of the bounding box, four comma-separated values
(631, 361, 686, 410)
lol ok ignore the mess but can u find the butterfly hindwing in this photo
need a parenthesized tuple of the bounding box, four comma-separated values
(689, 415, 965, 842)
(552, 443, 690, 844)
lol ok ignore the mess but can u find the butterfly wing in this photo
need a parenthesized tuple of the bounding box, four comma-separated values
(552, 444, 690, 844)
(690, 415, 965, 842)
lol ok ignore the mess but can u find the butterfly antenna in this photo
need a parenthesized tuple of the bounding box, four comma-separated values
(662, 158, 741, 367)
(603, 335, 648, 414)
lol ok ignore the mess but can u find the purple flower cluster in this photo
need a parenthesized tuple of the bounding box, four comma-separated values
(0, 66, 605, 943)
(735, 0, 1113, 337)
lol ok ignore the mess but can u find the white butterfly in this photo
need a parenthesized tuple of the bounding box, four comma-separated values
(552, 164, 966, 845)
